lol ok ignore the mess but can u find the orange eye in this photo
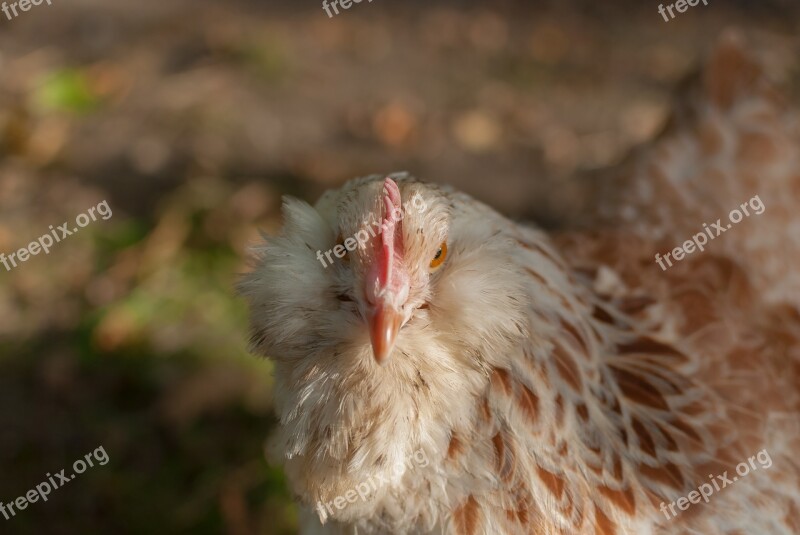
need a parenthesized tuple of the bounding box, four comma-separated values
(429, 241, 447, 271)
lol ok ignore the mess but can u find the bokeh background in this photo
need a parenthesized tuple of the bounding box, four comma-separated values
(0, 1, 798, 533)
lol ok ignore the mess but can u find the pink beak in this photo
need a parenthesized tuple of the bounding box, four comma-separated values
(368, 303, 403, 365)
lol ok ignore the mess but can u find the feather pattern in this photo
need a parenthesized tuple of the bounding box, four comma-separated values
(239, 34, 800, 534)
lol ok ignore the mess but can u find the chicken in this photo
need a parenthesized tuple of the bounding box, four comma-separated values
(238, 33, 800, 535)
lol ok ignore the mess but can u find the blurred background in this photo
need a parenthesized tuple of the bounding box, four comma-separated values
(0, 1, 797, 533)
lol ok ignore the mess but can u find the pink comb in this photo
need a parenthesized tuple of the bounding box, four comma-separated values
(378, 178, 403, 289)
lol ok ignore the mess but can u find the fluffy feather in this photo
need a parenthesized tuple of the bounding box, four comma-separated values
(239, 35, 800, 535)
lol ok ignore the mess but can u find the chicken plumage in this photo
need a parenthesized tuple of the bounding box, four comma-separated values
(239, 34, 800, 534)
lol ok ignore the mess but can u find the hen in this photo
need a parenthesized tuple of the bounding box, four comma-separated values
(239, 34, 800, 535)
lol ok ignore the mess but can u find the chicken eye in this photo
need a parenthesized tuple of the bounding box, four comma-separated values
(429, 241, 448, 271)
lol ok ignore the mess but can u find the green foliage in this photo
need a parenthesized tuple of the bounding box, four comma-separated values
(33, 69, 102, 114)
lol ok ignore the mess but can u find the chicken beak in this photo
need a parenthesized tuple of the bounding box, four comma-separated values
(368, 304, 403, 365)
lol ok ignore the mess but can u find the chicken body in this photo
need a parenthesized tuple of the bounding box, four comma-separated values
(240, 35, 800, 534)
